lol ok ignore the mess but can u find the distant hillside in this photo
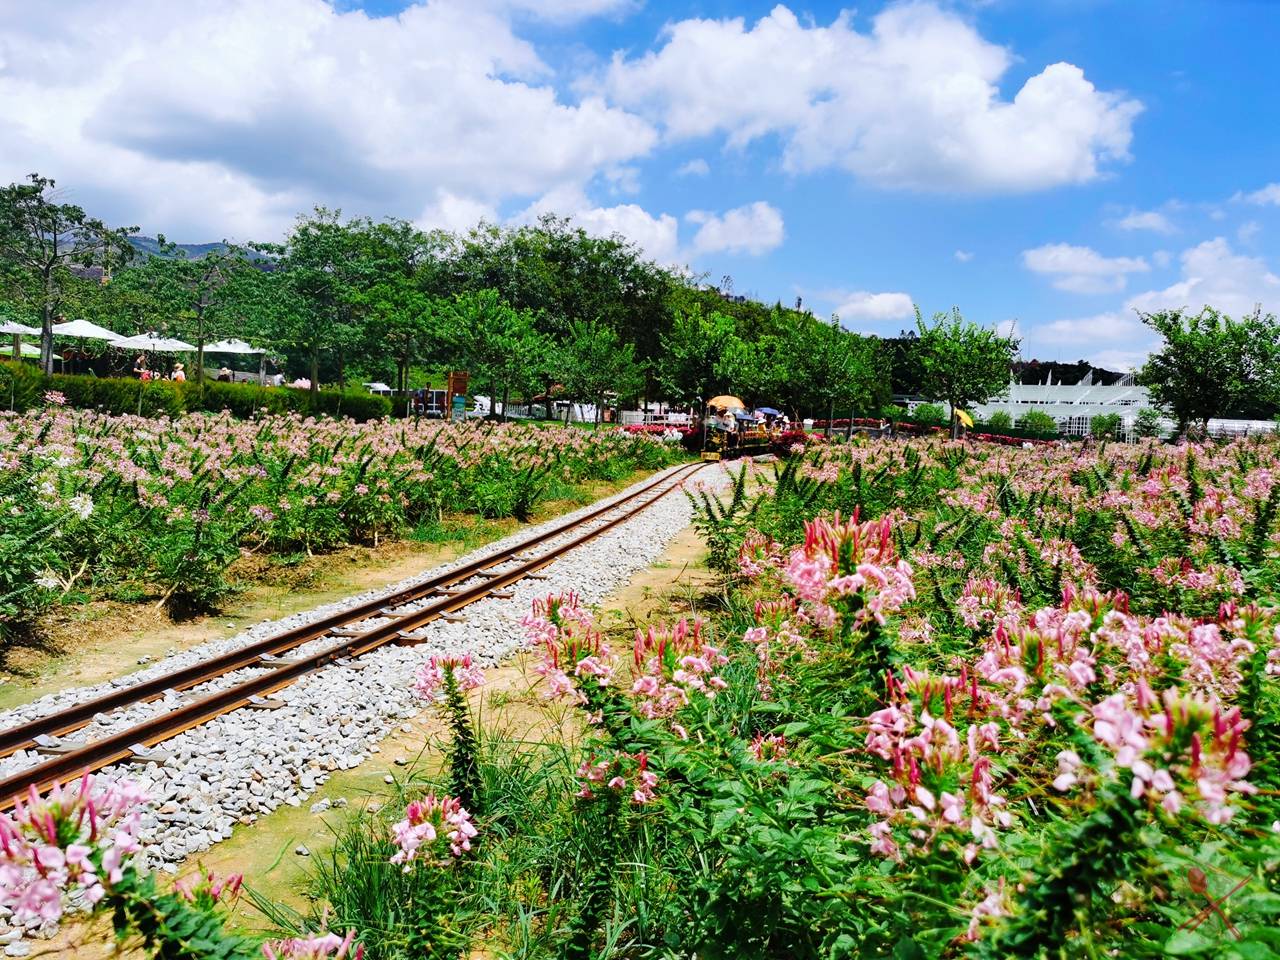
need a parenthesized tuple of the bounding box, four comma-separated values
(127, 236, 270, 262)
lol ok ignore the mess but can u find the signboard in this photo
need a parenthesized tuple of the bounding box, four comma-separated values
(451, 394, 466, 422)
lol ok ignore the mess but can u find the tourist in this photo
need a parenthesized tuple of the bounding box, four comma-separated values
(217, 366, 232, 382)
(132, 354, 148, 379)
(170, 362, 186, 382)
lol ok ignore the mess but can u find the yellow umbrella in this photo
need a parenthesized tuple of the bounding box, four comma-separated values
(955, 409, 974, 429)
(707, 395, 746, 411)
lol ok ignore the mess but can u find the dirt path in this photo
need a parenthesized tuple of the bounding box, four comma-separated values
(0, 473, 650, 714)
(25, 496, 714, 958)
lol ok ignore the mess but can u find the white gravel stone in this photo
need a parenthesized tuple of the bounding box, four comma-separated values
(0, 462, 731, 943)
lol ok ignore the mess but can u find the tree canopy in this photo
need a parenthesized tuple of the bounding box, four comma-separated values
(914, 308, 1020, 435)
(1137, 306, 1280, 431)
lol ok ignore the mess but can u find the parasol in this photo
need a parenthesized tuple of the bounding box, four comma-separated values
(204, 338, 267, 355)
(707, 395, 746, 411)
(107, 332, 197, 352)
(753, 407, 781, 417)
(51, 318, 121, 340)
(1, 320, 40, 360)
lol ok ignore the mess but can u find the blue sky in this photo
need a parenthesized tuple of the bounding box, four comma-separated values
(3, 0, 1279, 368)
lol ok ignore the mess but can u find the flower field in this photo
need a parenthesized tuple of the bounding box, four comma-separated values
(0, 409, 683, 636)
(4, 435, 1280, 959)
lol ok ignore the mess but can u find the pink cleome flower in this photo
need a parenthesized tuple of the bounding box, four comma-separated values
(389, 793, 479, 869)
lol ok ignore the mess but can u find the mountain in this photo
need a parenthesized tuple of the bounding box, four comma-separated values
(127, 236, 270, 262)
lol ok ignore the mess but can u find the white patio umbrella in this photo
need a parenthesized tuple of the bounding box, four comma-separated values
(1, 320, 40, 360)
(16, 341, 61, 361)
(204, 338, 266, 355)
(204, 338, 270, 384)
(107, 332, 197, 352)
(51, 318, 121, 340)
(50, 318, 123, 372)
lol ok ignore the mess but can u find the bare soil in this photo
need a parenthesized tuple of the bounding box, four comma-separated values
(34, 519, 713, 958)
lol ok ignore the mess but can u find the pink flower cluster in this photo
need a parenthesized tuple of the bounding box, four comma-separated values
(388, 793, 479, 868)
(1057, 685, 1253, 824)
(749, 732, 789, 762)
(576, 751, 658, 805)
(781, 513, 916, 630)
(0, 773, 147, 922)
(174, 869, 243, 907)
(630, 619, 728, 719)
(1150, 557, 1245, 598)
(412, 654, 485, 700)
(262, 931, 363, 960)
(955, 577, 1023, 632)
(737, 530, 781, 578)
(862, 672, 1012, 863)
(524, 591, 611, 703)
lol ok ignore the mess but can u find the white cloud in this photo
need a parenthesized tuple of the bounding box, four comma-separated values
(416, 190, 499, 233)
(1238, 220, 1262, 244)
(686, 201, 785, 256)
(0, 0, 657, 239)
(515, 188, 782, 265)
(603, 3, 1140, 192)
(1113, 209, 1174, 233)
(1152, 250, 1172, 268)
(676, 158, 711, 177)
(954, 249, 975, 262)
(514, 185, 680, 263)
(1022, 243, 1149, 294)
(1242, 183, 1280, 206)
(1025, 237, 1280, 369)
(833, 291, 915, 323)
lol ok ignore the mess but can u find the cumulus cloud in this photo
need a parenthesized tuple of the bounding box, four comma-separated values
(603, 3, 1141, 192)
(1241, 183, 1280, 206)
(1112, 209, 1174, 233)
(954, 249, 975, 262)
(686, 201, 785, 256)
(676, 158, 711, 177)
(515, 188, 782, 265)
(833, 291, 916, 323)
(0, 0, 656, 239)
(1022, 243, 1149, 294)
(1025, 237, 1280, 369)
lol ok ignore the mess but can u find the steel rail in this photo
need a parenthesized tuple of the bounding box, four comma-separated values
(0, 461, 700, 759)
(0, 462, 704, 808)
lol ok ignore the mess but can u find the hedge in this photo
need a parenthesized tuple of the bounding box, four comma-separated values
(0, 363, 391, 422)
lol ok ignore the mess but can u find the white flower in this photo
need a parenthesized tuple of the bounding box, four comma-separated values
(68, 494, 94, 520)
(35, 573, 60, 591)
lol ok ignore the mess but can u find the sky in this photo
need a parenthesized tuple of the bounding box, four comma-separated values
(2, 0, 1279, 370)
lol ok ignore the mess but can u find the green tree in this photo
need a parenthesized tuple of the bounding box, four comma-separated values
(113, 238, 255, 386)
(1134, 407, 1164, 439)
(254, 208, 375, 393)
(914, 307, 1019, 437)
(789, 318, 886, 432)
(658, 306, 735, 407)
(0, 174, 136, 373)
(445, 289, 549, 420)
(555, 321, 645, 424)
(1137, 307, 1280, 432)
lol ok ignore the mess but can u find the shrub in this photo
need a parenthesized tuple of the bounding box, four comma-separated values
(1090, 412, 1123, 439)
(0, 360, 44, 412)
(1016, 409, 1058, 437)
(911, 402, 947, 426)
(983, 410, 1013, 432)
(1135, 407, 1164, 438)
(0, 370, 393, 422)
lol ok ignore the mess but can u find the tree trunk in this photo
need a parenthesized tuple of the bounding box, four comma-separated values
(337, 347, 345, 391)
(195, 309, 205, 402)
(501, 383, 510, 423)
(41, 270, 55, 376)
(310, 346, 320, 395)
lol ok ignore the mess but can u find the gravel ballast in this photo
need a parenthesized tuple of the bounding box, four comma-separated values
(0, 461, 728, 943)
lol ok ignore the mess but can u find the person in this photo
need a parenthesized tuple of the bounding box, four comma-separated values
(170, 362, 186, 382)
(133, 354, 148, 379)
(217, 366, 232, 382)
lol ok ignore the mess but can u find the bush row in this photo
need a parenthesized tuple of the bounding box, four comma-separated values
(0, 362, 391, 421)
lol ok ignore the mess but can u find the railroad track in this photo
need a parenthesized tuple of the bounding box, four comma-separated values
(0, 461, 706, 809)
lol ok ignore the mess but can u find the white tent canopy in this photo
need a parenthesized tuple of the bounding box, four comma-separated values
(108, 332, 196, 352)
(204, 338, 267, 355)
(0, 320, 40, 336)
(17, 342, 61, 360)
(51, 318, 120, 340)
